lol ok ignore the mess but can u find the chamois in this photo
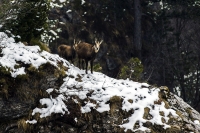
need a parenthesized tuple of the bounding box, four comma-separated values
(57, 40, 80, 64)
(75, 39, 103, 74)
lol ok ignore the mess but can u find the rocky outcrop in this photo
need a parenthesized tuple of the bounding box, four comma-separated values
(1, 73, 200, 133)
(0, 33, 200, 133)
(0, 69, 200, 133)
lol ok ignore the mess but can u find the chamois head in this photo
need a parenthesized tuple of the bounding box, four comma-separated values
(94, 39, 103, 53)
(73, 39, 81, 50)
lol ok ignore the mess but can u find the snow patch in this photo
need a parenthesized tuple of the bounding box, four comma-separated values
(0, 32, 180, 132)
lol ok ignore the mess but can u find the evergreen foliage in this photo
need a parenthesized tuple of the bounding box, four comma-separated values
(30, 38, 50, 52)
(1, 0, 50, 43)
(118, 58, 143, 81)
(93, 63, 103, 73)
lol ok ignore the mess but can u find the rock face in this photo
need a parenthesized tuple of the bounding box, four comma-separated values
(168, 93, 200, 132)
(1, 69, 200, 133)
(0, 35, 200, 133)
(0, 72, 199, 133)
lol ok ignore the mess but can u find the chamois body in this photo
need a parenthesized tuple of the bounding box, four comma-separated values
(75, 40, 102, 74)
(57, 44, 76, 63)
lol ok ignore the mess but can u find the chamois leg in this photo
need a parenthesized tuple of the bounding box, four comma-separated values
(70, 56, 74, 64)
(81, 60, 85, 70)
(85, 60, 88, 74)
(78, 59, 81, 69)
(90, 60, 93, 74)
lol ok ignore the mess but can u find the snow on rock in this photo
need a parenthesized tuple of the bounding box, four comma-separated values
(57, 72, 178, 132)
(0, 32, 178, 132)
(0, 32, 70, 78)
(194, 120, 200, 125)
(32, 94, 69, 118)
(26, 119, 37, 124)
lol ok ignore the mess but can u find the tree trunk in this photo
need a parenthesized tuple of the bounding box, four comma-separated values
(194, 60, 200, 108)
(180, 72, 186, 101)
(133, 0, 142, 59)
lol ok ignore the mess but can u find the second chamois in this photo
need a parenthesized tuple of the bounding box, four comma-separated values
(57, 40, 80, 64)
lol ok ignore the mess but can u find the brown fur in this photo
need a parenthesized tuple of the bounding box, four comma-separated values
(57, 44, 76, 64)
(75, 40, 103, 74)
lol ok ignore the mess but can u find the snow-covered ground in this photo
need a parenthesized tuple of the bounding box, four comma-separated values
(0, 32, 178, 132)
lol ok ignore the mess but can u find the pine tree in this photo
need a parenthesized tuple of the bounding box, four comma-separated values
(1, 0, 50, 43)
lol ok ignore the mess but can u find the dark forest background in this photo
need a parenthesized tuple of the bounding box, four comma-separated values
(1, 0, 200, 112)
